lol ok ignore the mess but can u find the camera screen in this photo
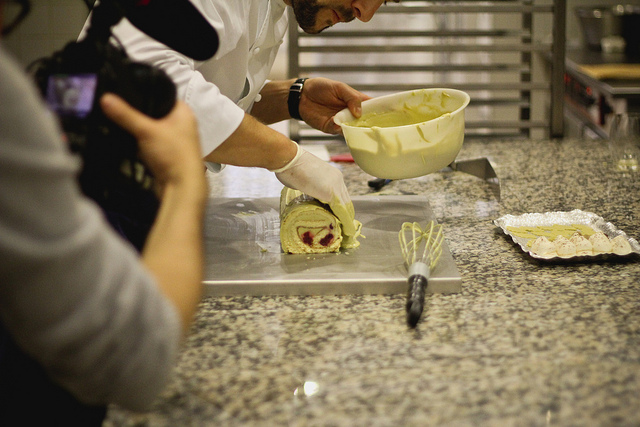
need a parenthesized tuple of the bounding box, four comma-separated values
(46, 74, 98, 118)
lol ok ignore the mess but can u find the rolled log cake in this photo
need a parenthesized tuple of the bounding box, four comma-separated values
(280, 187, 344, 254)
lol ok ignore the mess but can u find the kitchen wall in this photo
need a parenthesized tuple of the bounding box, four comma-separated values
(2, 0, 89, 67)
(2, 1, 627, 86)
(1, 0, 290, 78)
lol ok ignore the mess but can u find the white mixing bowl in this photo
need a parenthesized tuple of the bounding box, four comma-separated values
(334, 88, 470, 179)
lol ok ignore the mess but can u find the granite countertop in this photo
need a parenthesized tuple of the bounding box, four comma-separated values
(105, 138, 640, 426)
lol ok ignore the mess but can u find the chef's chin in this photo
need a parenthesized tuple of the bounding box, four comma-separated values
(291, 0, 323, 33)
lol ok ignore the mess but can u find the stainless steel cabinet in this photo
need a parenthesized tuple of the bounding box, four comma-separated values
(288, 0, 566, 142)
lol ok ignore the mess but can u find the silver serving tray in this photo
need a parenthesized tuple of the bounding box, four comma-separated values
(202, 195, 461, 295)
(494, 209, 640, 261)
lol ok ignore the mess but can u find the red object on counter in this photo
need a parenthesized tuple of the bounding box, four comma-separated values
(330, 154, 354, 162)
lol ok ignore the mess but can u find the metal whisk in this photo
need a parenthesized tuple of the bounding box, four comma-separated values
(398, 221, 444, 327)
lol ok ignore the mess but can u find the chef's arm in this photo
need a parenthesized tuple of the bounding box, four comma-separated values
(249, 79, 297, 125)
(250, 77, 370, 133)
(203, 113, 357, 236)
(204, 112, 298, 170)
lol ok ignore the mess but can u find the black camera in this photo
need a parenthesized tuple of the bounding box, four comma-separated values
(29, 0, 217, 250)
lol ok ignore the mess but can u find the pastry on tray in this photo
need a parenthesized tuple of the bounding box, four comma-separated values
(279, 187, 362, 254)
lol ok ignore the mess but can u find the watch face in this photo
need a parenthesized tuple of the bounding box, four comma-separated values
(291, 78, 307, 92)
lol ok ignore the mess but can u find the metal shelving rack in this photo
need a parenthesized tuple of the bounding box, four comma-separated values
(287, 0, 566, 142)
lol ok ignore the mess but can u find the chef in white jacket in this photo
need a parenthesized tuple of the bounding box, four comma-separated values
(84, 0, 392, 237)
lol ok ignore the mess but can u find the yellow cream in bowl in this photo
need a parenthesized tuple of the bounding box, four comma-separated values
(334, 88, 470, 180)
(346, 105, 446, 128)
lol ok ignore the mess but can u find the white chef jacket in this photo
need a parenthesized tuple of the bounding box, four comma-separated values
(106, 0, 289, 164)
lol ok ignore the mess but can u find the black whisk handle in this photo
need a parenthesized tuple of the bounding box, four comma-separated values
(406, 274, 427, 328)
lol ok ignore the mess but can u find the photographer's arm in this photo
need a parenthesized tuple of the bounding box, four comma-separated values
(1, 50, 204, 409)
(100, 94, 207, 336)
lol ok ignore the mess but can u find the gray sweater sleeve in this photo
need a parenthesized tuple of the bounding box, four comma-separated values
(0, 47, 182, 411)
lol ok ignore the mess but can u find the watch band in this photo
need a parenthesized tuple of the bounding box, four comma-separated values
(287, 78, 308, 121)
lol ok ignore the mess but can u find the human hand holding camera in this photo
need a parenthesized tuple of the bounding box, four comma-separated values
(99, 93, 206, 199)
(100, 93, 207, 331)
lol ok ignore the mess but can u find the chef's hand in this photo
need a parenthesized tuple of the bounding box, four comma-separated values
(272, 143, 357, 236)
(298, 77, 370, 135)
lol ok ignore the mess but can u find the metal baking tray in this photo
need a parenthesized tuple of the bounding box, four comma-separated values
(202, 195, 461, 295)
(494, 209, 640, 261)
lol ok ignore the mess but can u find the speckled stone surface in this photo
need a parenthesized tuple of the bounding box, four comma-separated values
(105, 138, 640, 426)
